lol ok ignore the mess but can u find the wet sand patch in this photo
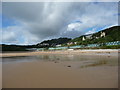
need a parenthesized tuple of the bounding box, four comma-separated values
(2, 50, 119, 88)
(2, 61, 118, 88)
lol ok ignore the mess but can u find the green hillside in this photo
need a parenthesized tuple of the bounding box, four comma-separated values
(36, 37, 71, 47)
(1, 26, 120, 51)
(68, 26, 120, 46)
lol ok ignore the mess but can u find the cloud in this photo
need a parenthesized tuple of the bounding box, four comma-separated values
(67, 23, 80, 31)
(2, 2, 118, 45)
(2, 26, 21, 44)
(85, 28, 96, 35)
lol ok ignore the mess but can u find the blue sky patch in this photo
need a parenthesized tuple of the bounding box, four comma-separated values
(2, 15, 17, 28)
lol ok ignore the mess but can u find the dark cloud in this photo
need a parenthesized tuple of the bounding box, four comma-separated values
(2, 2, 118, 45)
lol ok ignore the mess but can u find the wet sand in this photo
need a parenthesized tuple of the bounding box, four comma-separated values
(0, 61, 2, 89)
(1, 49, 119, 88)
(3, 62, 118, 88)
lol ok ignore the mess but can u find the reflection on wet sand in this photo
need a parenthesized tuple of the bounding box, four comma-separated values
(2, 52, 118, 88)
(0, 59, 2, 89)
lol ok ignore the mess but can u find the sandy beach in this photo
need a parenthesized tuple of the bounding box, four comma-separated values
(1, 49, 119, 57)
(1, 49, 119, 88)
(0, 62, 2, 89)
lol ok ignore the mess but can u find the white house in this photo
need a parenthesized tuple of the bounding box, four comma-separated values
(85, 34, 92, 39)
(100, 32, 106, 37)
(56, 44, 61, 47)
(67, 42, 74, 45)
(40, 43, 49, 46)
(74, 42, 77, 44)
(82, 36, 85, 41)
(96, 37, 99, 39)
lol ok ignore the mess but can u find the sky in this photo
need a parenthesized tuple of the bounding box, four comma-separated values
(1, 2, 118, 45)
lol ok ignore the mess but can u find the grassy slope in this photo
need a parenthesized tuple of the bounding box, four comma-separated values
(69, 26, 120, 45)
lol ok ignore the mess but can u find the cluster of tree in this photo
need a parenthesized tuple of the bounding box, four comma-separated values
(36, 38, 71, 48)
(1, 44, 41, 51)
(1, 38, 71, 51)
(2, 44, 28, 51)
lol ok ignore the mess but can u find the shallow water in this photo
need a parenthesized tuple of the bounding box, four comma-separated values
(2, 54, 118, 67)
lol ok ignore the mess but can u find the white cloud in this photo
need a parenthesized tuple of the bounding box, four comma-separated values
(2, 0, 120, 2)
(2, 26, 42, 45)
(2, 2, 118, 45)
(67, 22, 81, 31)
(2, 26, 21, 44)
(85, 28, 96, 35)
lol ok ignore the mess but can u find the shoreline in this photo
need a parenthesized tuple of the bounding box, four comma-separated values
(1, 49, 119, 57)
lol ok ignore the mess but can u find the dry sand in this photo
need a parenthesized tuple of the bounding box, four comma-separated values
(1, 49, 119, 88)
(1, 49, 119, 57)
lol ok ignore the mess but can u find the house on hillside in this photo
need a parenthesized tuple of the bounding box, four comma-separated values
(67, 42, 74, 45)
(85, 34, 92, 39)
(100, 32, 106, 37)
(95, 37, 99, 39)
(56, 44, 61, 47)
(67, 42, 77, 45)
(74, 42, 77, 44)
(82, 36, 85, 41)
(40, 43, 49, 46)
